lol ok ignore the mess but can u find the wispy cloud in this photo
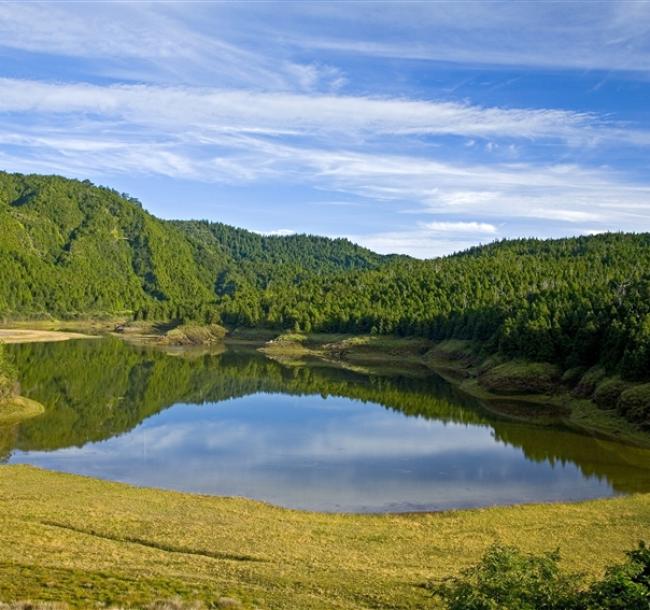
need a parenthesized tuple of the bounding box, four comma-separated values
(0, 78, 619, 144)
(348, 221, 498, 258)
(344, 229, 492, 259)
(4, 1, 649, 79)
(281, 1, 650, 75)
(0, 2, 649, 257)
(259, 228, 297, 237)
(1, 81, 649, 245)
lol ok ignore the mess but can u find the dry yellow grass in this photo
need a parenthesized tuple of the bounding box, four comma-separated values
(0, 330, 92, 344)
(0, 466, 649, 609)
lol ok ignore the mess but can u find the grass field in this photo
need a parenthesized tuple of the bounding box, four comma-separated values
(0, 466, 649, 609)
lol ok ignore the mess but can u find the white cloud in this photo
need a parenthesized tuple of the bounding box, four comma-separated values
(1, 78, 645, 146)
(263, 229, 297, 237)
(345, 229, 486, 259)
(346, 220, 496, 258)
(1, 116, 649, 243)
(0, 2, 343, 91)
(3, 1, 648, 80)
(422, 221, 497, 234)
(528, 209, 603, 223)
(0, 61, 646, 260)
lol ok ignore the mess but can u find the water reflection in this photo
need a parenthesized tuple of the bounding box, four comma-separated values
(3, 338, 650, 512)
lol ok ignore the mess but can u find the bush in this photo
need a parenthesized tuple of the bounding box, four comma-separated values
(593, 377, 629, 410)
(617, 384, 650, 428)
(562, 366, 587, 385)
(573, 366, 607, 398)
(432, 542, 650, 610)
(584, 541, 650, 610)
(478, 361, 560, 395)
(432, 544, 583, 610)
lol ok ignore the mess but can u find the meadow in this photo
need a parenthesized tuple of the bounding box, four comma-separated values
(1, 466, 649, 609)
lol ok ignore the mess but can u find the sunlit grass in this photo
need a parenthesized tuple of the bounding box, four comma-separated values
(1, 466, 649, 609)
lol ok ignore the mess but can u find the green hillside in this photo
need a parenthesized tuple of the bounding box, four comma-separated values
(0, 172, 221, 318)
(0, 172, 388, 322)
(1, 171, 650, 396)
(225, 233, 650, 381)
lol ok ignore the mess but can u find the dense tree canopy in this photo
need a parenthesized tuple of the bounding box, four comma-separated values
(1, 171, 650, 381)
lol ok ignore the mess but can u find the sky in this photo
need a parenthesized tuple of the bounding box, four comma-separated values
(1, 1, 650, 258)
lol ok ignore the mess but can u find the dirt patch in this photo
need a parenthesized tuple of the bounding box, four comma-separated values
(0, 329, 93, 344)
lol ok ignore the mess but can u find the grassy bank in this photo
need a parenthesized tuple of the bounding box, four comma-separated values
(0, 466, 649, 609)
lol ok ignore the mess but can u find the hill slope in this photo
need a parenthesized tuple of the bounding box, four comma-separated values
(1, 171, 650, 388)
(0, 172, 389, 320)
(0, 173, 220, 318)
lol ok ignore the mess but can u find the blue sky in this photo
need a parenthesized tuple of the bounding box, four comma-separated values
(1, 1, 649, 257)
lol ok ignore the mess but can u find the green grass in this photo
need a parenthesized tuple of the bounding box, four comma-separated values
(593, 377, 629, 409)
(1, 466, 650, 609)
(272, 333, 308, 343)
(425, 340, 476, 361)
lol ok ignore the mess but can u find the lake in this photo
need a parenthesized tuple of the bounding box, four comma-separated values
(3, 337, 650, 512)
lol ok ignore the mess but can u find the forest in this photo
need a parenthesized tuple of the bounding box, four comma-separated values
(1, 171, 650, 385)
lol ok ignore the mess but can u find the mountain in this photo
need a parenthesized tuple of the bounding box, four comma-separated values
(1, 171, 650, 385)
(0, 172, 389, 321)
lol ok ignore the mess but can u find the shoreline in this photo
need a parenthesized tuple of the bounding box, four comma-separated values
(254, 332, 650, 448)
(0, 328, 94, 344)
(3, 322, 650, 447)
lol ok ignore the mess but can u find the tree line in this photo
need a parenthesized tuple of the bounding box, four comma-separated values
(1, 171, 650, 382)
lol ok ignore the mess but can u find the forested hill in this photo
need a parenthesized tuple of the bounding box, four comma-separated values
(0, 172, 388, 320)
(169, 219, 391, 292)
(1, 171, 650, 381)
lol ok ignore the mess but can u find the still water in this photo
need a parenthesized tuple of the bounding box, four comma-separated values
(3, 338, 650, 512)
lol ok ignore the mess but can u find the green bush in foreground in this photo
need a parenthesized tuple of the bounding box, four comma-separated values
(432, 541, 650, 610)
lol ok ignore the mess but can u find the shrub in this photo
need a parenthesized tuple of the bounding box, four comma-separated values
(584, 541, 650, 610)
(562, 366, 587, 385)
(432, 542, 650, 610)
(617, 384, 650, 428)
(593, 377, 629, 410)
(479, 361, 560, 395)
(572, 366, 607, 398)
(431, 544, 583, 610)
